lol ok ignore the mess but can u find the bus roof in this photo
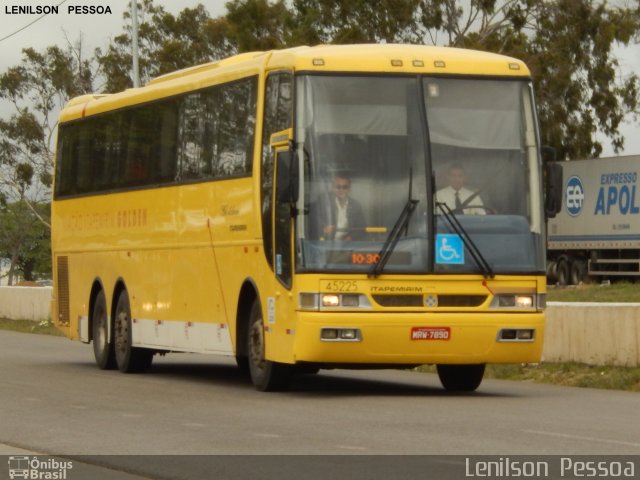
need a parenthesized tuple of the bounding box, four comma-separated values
(59, 44, 531, 123)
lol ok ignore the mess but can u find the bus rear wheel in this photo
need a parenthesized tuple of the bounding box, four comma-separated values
(436, 364, 485, 392)
(92, 290, 116, 369)
(247, 300, 292, 391)
(114, 290, 153, 373)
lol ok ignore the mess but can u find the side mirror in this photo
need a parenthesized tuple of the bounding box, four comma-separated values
(541, 145, 557, 163)
(544, 162, 563, 218)
(275, 143, 299, 209)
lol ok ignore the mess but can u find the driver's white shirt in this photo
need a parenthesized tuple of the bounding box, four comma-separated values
(435, 186, 485, 215)
(335, 198, 349, 239)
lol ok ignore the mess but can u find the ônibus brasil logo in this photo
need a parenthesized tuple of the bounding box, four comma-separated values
(8, 456, 73, 479)
(565, 175, 584, 217)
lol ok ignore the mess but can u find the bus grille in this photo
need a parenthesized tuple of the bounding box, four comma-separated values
(438, 295, 487, 307)
(372, 295, 423, 307)
(56, 256, 70, 325)
(372, 294, 487, 308)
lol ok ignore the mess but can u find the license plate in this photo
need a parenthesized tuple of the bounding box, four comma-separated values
(411, 327, 450, 340)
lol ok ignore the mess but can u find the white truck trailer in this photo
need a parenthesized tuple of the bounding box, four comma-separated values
(547, 155, 640, 285)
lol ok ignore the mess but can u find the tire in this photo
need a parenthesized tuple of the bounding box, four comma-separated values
(236, 355, 250, 375)
(247, 300, 292, 391)
(92, 290, 116, 370)
(436, 364, 485, 392)
(555, 258, 570, 286)
(570, 260, 587, 285)
(114, 290, 153, 373)
(546, 260, 558, 284)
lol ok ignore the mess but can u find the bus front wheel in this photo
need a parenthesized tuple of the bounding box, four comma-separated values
(92, 290, 116, 370)
(114, 290, 153, 373)
(436, 364, 485, 392)
(247, 300, 292, 391)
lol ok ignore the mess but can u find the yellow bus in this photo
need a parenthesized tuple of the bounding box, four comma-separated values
(52, 44, 560, 392)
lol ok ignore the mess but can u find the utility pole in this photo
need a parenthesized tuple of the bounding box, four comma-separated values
(131, 0, 140, 88)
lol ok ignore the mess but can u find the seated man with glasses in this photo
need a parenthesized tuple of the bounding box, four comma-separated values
(312, 172, 366, 241)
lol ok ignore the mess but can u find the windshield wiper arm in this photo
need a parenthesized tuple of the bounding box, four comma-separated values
(436, 202, 494, 279)
(369, 197, 419, 278)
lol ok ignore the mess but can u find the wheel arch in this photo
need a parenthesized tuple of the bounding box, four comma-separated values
(235, 278, 260, 358)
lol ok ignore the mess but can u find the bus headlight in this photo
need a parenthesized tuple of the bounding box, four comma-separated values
(299, 293, 320, 310)
(299, 293, 372, 310)
(322, 294, 340, 307)
(490, 294, 542, 310)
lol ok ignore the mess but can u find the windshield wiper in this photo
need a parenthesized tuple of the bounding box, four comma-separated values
(369, 170, 419, 278)
(435, 202, 494, 279)
(368, 198, 419, 278)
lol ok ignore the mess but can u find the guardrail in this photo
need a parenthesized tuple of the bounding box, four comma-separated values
(0, 288, 638, 366)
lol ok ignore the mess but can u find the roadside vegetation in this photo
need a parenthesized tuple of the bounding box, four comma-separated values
(484, 363, 640, 392)
(414, 363, 640, 392)
(0, 318, 63, 336)
(547, 282, 640, 303)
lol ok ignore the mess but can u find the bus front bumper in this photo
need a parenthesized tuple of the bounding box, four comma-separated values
(292, 311, 545, 365)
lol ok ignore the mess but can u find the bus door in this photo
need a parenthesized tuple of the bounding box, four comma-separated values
(271, 130, 295, 288)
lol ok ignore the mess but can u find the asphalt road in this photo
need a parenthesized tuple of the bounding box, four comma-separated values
(1, 330, 638, 479)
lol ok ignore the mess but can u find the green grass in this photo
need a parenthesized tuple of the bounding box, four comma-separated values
(485, 363, 640, 391)
(547, 282, 640, 303)
(0, 318, 64, 336)
(416, 363, 640, 392)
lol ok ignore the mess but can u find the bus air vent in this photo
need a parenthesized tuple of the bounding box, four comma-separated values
(57, 256, 70, 325)
(437, 295, 487, 307)
(372, 295, 423, 307)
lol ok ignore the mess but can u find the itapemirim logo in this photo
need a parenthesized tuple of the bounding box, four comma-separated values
(8, 456, 73, 480)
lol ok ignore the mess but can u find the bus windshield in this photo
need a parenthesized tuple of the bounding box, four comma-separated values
(294, 74, 545, 275)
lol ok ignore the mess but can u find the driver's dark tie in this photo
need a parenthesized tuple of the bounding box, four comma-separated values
(454, 191, 462, 211)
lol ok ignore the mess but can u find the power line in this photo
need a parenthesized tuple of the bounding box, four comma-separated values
(0, 0, 69, 43)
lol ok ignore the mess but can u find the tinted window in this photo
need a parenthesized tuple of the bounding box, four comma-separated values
(54, 76, 257, 198)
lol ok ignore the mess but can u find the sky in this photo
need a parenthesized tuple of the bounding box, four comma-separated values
(0, 0, 638, 157)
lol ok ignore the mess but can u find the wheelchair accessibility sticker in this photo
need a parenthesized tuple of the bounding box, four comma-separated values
(436, 234, 464, 264)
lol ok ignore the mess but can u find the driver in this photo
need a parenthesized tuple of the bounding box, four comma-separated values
(436, 163, 485, 215)
(311, 172, 366, 241)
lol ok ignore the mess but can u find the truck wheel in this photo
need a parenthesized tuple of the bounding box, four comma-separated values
(247, 300, 292, 391)
(114, 290, 153, 373)
(436, 364, 485, 392)
(555, 258, 570, 286)
(546, 260, 558, 284)
(571, 260, 587, 285)
(92, 290, 116, 370)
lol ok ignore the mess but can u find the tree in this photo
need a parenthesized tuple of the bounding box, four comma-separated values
(225, 0, 292, 51)
(288, 0, 424, 44)
(0, 201, 51, 284)
(96, 0, 234, 92)
(0, 41, 92, 280)
(0, 41, 94, 208)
